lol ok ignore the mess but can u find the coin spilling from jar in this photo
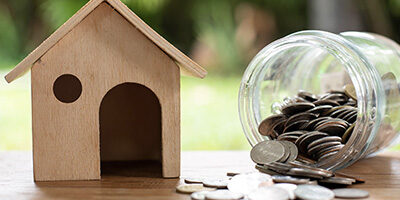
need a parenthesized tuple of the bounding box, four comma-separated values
(258, 85, 358, 162)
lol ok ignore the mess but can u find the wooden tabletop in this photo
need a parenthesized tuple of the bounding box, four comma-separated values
(1, 151, 399, 199)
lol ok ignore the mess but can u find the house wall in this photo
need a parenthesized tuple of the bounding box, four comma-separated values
(31, 2, 180, 181)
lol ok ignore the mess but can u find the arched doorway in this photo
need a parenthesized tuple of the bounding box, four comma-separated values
(99, 83, 162, 177)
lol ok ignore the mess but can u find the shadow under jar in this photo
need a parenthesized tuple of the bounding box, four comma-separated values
(239, 30, 400, 171)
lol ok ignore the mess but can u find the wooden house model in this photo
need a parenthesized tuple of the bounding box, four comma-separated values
(5, 0, 206, 181)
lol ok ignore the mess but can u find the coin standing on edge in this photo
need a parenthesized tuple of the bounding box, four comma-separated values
(250, 141, 285, 164)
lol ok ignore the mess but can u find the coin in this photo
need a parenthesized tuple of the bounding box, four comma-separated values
(281, 102, 315, 115)
(332, 188, 369, 199)
(258, 114, 287, 136)
(315, 144, 344, 158)
(319, 177, 355, 186)
(307, 105, 333, 115)
(298, 90, 318, 102)
(185, 177, 206, 184)
(306, 117, 332, 130)
(251, 141, 285, 164)
(274, 183, 297, 200)
(248, 186, 290, 200)
(334, 172, 365, 183)
(264, 162, 293, 173)
(176, 184, 216, 194)
(307, 141, 342, 156)
(285, 113, 317, 127)
(278, 141, 291, 162)
(307, 136, 342, 151)
(318, 151, 339, 161)
(272, 175, 310, 184)
(280, 141, 298, 162)
(203, 179, 229, 189)
(227, 172, 273, 195)
(287, 168, 331, 179)
(256, 164, 283, 175)
(296, 132, 329, 154)
(204, 190, 243, 200)
(313, 99, 340, 107)
(294, 184, 334, 200)
(315, 123, 347, 136)
(191, 191, 211, 200)
(344, 84, 357, 100)
(283, 120, 309, 133)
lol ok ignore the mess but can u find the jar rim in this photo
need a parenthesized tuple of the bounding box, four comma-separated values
(239, 30, 385, 171)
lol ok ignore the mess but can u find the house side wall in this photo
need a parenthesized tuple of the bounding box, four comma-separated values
(31, 2, 180, 181)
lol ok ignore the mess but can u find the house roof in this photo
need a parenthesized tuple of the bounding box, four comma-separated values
(5, 0, 207, 83)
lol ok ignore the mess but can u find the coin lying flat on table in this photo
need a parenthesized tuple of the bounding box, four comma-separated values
(227, 172, 273, 195)
(204, 189, 243, 200)
(332, 188, 369, 199)
(191, 191, 212, 200)
(248, 186, 290, 200)
(203, 179, 229, 189)
(274, 183, 297, 200)
(176, 184, 216, 194)
(185, 177, 206, 184)
(294, 184, 334, 200)
(250, 141, 285, 164)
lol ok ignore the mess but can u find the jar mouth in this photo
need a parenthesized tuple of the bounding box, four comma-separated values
(239, 30, 385, 170)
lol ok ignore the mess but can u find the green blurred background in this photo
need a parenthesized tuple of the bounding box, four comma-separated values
(1, 0, 400, 151)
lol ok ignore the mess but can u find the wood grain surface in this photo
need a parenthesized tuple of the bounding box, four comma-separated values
(31, 2, 180, 181)
(0, 151, 399, 199)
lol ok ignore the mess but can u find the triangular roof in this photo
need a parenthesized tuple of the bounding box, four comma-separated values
(5, 0, 207, 83)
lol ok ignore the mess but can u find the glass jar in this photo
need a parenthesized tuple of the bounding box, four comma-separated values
(239, 30, 400, 171)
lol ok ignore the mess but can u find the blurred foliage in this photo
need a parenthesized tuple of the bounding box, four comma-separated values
(0, 0, 308, 74)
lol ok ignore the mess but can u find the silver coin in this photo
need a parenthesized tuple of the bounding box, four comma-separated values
(272, 175, 310, 184)
(307, 136, 342, 151)
(274, 183, 297, 200)
(287, 168, 331, 179)
(318, 150, 339, 162)
(203, 179, 229, 189)
(256, 164, 283, 175)
(294, 184, 334, 200)
(280, 141, 298, 162)
(250, 141, 285, 164)
(278, 141, 292, 162)
(205, 189, 243, 200)
(264, 162, 293, 173)
(318, 177, 354, 185)
(185, 177, 206, 184)
(191, 191, 212, 200)
(227, 172, 273, 195)
(176, 184, 216, 194)
(248, 186, 290, 200)
(332, 188, 369, 199)
(307, 141, 342, 156)
(344, 84, 357, 100)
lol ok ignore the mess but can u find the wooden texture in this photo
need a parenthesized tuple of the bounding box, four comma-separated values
(31, 2, 180, 181)
(0, 151, 399, 199)
(5, 0, 206, 83)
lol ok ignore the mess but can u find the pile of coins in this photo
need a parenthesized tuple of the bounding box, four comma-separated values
(176, 170, 369, 200)
(258, 85, 357, 162)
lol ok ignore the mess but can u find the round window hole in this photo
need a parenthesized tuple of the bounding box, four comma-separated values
(53, 74, 82, 103)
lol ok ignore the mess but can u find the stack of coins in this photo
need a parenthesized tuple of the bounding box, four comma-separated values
(258, 85, 357, 162)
